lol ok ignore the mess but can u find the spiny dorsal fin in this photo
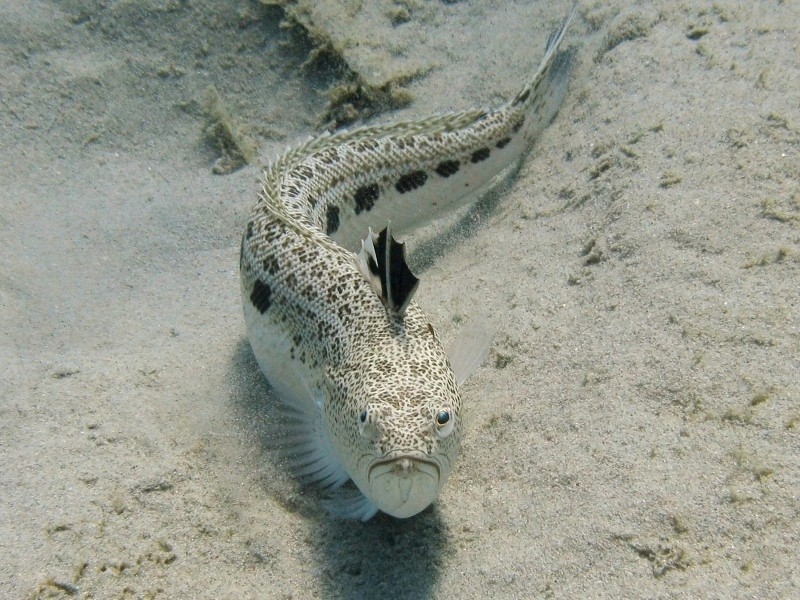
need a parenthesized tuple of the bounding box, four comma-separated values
(357, 224, 419, 316)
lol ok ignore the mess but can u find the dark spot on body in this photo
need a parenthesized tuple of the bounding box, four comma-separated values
(471, 148, 491, 163)
(496, 137, 511, 149)
(512, 116, 525, 133)
(250, 280, 272, 314)
(513, 88, 530, 105)
(262, 256, 280, 275)
(301, 282, 315, 301)
(326, 205, 340, 235)
(245, 222, 254, 240)
(354, 183, 380, 214)
(318, 148, 339, 164)
(295, 165, 314, 181)
(325, 283, 339, 303)
(395, 170, 428, 193)
(337, 302, 353, 319)
(435, 160, 460, 177)
(356, 139, 379, 152)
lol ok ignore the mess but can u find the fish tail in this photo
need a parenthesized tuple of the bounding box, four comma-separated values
(510, 3, 578, 144)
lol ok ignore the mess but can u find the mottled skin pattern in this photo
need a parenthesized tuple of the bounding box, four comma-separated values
(240, 6, 575, 520)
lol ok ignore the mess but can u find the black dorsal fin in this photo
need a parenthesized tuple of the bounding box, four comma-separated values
(358, 224, 419, 316)
(374, 225, 419, 316)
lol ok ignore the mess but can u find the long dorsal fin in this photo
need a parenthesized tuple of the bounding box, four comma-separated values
(357, 224, 419, 316)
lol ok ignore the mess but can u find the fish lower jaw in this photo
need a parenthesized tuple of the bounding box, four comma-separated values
(364, 456, 442, 518)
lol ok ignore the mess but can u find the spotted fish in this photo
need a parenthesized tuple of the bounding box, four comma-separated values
(240, 6, 576, 521)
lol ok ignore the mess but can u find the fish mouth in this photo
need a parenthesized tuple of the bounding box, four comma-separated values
(366, 456, 442, 518)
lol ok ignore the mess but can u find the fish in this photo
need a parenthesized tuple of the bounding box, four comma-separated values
(239, 5, 576, 521)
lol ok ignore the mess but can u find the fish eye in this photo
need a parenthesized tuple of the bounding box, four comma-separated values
(435, 409, 454, 438)
(358, 407, 380, 441)
(357, 409, 369, 436)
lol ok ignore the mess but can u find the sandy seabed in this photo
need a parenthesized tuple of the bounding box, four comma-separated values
(1, 1, 798, 598)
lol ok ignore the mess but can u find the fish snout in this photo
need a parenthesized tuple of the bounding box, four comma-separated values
(396, 458, 414, 477)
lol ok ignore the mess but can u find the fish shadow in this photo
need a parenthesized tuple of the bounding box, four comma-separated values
(407, 162, 518, 275)
(229, 338, 447, 599)
(315, 508, 447, 600)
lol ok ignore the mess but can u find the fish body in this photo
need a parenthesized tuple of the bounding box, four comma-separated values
(240, 6, 576, 520)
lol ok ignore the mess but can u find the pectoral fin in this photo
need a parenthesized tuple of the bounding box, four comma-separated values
(322, 486, 380, 522)
(447, 317, 495, 385)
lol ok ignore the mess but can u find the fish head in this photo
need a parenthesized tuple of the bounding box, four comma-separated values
(354, 388, 462, 518)
(326, 326, 463, 518)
